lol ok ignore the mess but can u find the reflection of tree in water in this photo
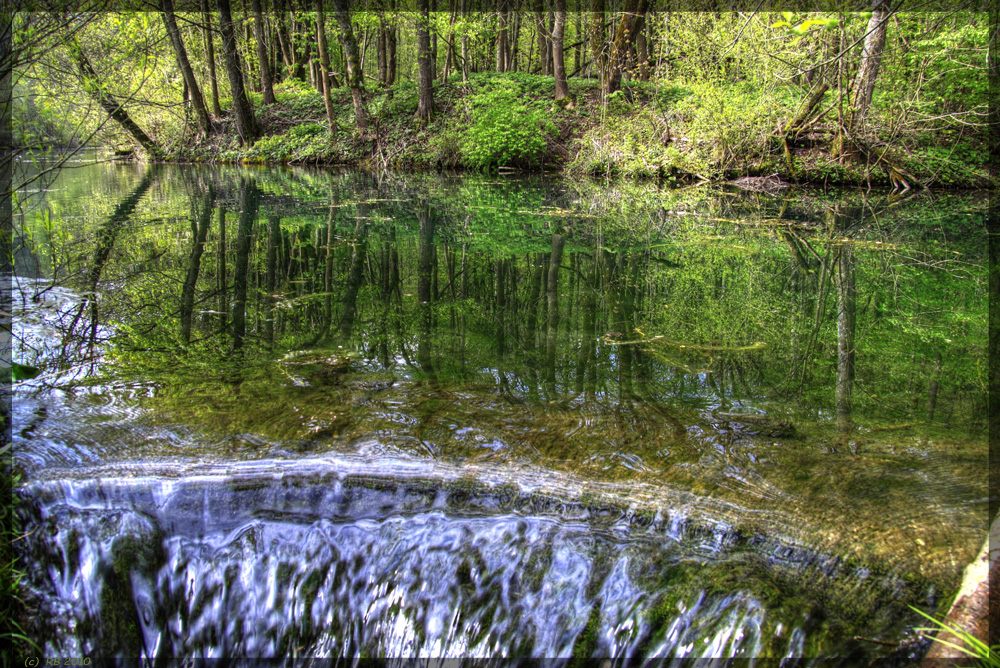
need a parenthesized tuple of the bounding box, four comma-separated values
(15, 166, 990, 437)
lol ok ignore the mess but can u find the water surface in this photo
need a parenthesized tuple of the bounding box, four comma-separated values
(10, 160, 991, 661)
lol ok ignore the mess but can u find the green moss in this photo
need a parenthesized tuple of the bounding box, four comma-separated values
(98, 533, 164, 657)
(571, 602, 603, 659)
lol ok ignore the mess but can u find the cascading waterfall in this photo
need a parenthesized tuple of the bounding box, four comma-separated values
(18, 468, 922, 663)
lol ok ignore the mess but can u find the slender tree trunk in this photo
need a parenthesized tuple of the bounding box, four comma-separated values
(635, 9, 650, 80)
(835, 243, 856, 433)
(162, 0, 213, 135)
(927, 350, 942, 421)
(574, 11, 582, 74)
(216, 0, 258, 144)
(274, 0, 294, 72)
(68, 39, 161, 156)
(231, 179, 259, 350)
(340, 209, 369, 337)
(590, 0, 607, 94)
(315, 0, 337, 129)
(849, 0, 890, 133)
(264, 214, 280, 346)
(251, 0, 276, 103)
(201, 0, 223, 116)
(546, 10, 555, 74)
(552, 0, 570, 101)
(606, 0, 649, 96)
(180, 186, 214, 344)
(291, 13, 310, 81)
(332, 0, 369, 132)
(387, 0, 398, 85)
(217, 204, 228, 336)
(377, 13, 388, 85)
(460, 0, 469, 82)
(64, 166, 160, 350)
(430, 0, 438, 81)
(417, 202, 436, 373)
(526, 253, 544, 348)
(546, 233, 565, 387)
(534, 0, 548, 74)
(416, 0, 434, 121)
(496, 0, 509, 72)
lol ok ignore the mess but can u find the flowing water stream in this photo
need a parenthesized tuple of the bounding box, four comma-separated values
(8, 160, 991, 663)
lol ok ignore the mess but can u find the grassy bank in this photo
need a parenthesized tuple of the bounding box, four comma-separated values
(157, 73, 990, 189)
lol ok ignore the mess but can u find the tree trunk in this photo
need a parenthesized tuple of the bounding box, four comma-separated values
(274, 0, 294, 72)
(416, 0, 434, 121)
(534, 0, 548, 75)
(417, 202, 436, 373)
(180, 186, 214, 344)
(835, 243, 856, 434)
(340, 209, 369, 337)
(315, 0, 337, 130)
(606, 0, 649, 96)
(65, 165, 159, 348)
(377, 14, 388, 85)
(927, 350, 942, 421)
(216, 0, 258, 144)
(201, 0, 223, 116)
(552, 0, 570, 101)
(546, 233, 565, 388)
(332, 0, 369, 132)
(68, 39, 161, 156)
(291, 13, 310, 82)
(251, 0, 276, 104)
(264, 214, 280, 346)
(231, 178, 259, 351)
(635, 10, 650, 80)
(162, 0, 213, 135)
(460, 0, 469, 82)
(387, 0, 398, 86)
(590, 0, 607, 94)
(217, 204, 227, 335)
(849, 0, 890, 133)
(496, 0, 509, 72)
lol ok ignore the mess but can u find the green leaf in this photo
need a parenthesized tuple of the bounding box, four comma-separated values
(771, 21, 791, 28)
(11, 363, 42, 382)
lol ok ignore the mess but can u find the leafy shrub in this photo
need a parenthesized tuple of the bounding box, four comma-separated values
(606, 90, 632, 116)
(274, 80, 325, 114)
(902, 143, 991, 188)
(243, 123, 335, 163)
(670, 82, 784, 177)
(655, 85, 695, 111)
(460, 83, 555, 170)
(568, 109, 675, 179)
(427, 121, 465, 168)
(466, 71, 552, 98)
(375, 82, 420, 120)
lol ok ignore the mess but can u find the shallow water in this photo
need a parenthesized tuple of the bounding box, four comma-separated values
(9, 160, 991, 661)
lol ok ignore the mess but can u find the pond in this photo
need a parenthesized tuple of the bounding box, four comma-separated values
(9, 159, 991, 662)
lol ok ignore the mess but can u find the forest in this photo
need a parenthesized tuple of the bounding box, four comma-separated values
(2, 1, 998, 664)
(7, 1, 996, 188)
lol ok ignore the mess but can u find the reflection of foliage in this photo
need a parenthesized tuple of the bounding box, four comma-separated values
(18, 164, 987, 440)
(13, 165, 990, 604)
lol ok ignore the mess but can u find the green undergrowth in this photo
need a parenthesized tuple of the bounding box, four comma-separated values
(1, 452, 37, 666)
(160, 75, 990, 189)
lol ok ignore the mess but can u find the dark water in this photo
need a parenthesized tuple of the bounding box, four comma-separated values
(9, 160, 991, 661)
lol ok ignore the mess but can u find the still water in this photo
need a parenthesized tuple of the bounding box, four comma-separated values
(9, 159, 991, 662)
